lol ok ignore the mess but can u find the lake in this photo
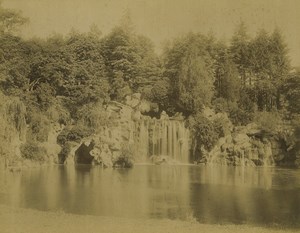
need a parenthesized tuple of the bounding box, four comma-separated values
(0, 165, 300, 229)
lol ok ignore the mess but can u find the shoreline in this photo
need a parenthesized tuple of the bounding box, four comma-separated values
(2, 159, 298, 172)
(0, 204, 297, 233)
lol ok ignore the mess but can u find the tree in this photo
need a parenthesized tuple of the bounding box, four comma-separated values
(63, 31, 110, 105)
(269, 28, 290, 79)
(215, 50, 240, 101)
(102, 25, 140, 98)
(248, 28, 290, 110)
(269, 28, 291, 109)
(230, 21, 251, 85)
(283, 72, 300, 114)
(164, 33, 215, 114)
(0, 2, 28, 34)
(102, 18, 162, 102)
(26, 30, 110, 110)
(0, 34, 39, 95)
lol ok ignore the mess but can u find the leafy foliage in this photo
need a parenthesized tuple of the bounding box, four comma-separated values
(0, 3, 28, 34)
(215, 52, 241, 101)
(57, 124, 94, 145)
(113, 143, 134, 168)
(26, 110, 51, 142)
(254, 111, 282, 135)
(20, 141, 47, 162)
(164, 33, 215, 114)
(0, 3, 297, 165)
(283, 72, 300, 114)
(187, 113, 219, 151)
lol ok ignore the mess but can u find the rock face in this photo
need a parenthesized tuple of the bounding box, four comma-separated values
(63, 94, 191, 167)
(64, 101, 298, 168)
(63, 96, 140, 167)
(206, 123, 289, 167)
(40, 123, 63, 164)
(2, 90, 298, 169)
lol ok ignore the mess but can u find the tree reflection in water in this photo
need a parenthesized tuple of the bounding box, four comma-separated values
(0, 165, 299, 228)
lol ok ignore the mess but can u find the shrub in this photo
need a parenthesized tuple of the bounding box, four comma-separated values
(0, 93, 27, 135)
(229, 105, 253, 126)
(76, 102, 109, 129)
(213, 98, 230, 113)
(213, 97, 254, 126)
(46, 99, 71, 125)
(26, 111, 51, 142)
(254, 111, 282, 134)
(188, 113, 219, 151)
(20, 141, 47, 162)
(113, 144, 134, 168)
(57, 124, 95, 145)
(58, 143, 71, 164)
(212, 114, 232, 137)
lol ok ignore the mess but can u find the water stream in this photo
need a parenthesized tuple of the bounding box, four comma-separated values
(133, 119, 190, 163)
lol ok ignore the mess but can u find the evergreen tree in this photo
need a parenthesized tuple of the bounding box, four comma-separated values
(215, 49, 240, 102)
(230, 21, 251, 85)
(164, 33, 215, 114)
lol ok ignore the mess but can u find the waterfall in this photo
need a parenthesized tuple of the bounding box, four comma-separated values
(134, 118, 190, 164)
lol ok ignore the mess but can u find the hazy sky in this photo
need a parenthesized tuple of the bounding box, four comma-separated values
(2, 0, 300, 66)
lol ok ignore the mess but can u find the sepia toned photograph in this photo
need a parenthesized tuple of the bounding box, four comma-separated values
(0, 0, 300, 232)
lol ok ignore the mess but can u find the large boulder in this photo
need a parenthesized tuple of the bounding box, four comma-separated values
(90, 144, 113, 167)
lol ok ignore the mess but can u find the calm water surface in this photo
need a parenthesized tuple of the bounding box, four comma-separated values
(1, 165, 300, 228)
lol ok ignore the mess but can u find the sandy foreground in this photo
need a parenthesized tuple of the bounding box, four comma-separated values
(0, 204, 297, 233)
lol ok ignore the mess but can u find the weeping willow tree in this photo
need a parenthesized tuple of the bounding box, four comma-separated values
(0, 91, 27, 166)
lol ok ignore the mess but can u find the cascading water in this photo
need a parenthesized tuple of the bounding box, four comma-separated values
(133, 118, 190, 164)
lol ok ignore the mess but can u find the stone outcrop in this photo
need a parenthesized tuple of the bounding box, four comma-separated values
(62, 93, 190, 166)
(206, 123, 292, 167)
(63, 95, 140, 167)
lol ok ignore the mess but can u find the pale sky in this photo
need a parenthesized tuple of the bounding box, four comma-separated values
(2, 0, 300, 66)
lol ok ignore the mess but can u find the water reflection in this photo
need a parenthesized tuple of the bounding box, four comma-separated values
(194, 165, 274, 189)
(0, 165, 300, 228)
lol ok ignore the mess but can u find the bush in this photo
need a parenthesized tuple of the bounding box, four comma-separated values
(213, 97, 254, 126)
(213, 98, 230, 113)
(46, 99, 71, 125)
(188, 113, 219, 151)
(0, 92, 27, 135)
(58, 143, 71, 164)
(229, 105, 253, 126)
(75, 102, 109, 129)
(26, 111, 51, 142)
(254, 111, 282, 134)
(57, 124, 95, 145)
(20, 141, 47, 162)
(212, 114, 232, 137)
(113, 144, 134, 168)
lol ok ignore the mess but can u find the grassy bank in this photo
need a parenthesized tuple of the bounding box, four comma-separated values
(0, 205, 297, 233)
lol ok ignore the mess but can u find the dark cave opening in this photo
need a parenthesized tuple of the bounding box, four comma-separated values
(74, 141, 95, 164)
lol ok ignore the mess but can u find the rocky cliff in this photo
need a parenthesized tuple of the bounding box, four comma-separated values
(1, 90, 299, 169)
(206, 122, 299, 167)
(60, 94, 190, 167)
(61, 94, 150, 167)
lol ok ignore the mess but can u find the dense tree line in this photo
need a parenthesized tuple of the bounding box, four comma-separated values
(1, 3, 300, 160)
